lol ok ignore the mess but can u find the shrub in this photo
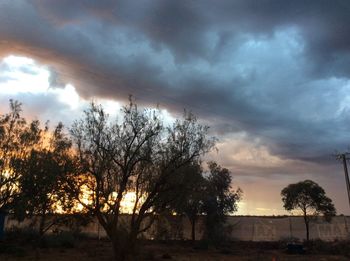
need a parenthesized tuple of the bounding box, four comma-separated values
(5, 226, 38, 245)
(41, 231, 76, 248)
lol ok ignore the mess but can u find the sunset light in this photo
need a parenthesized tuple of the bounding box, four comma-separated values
(1, 1, 350, 259)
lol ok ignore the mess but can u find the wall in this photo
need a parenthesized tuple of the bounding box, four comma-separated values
(225, 216, 350, 241)
(4, 215, 350, 241)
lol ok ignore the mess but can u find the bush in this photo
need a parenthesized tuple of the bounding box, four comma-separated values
(41, 231, 76, 248)
(5, 227, 80, 249)
(5, 226, 38, 245)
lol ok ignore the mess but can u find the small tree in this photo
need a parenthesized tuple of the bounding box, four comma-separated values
(169, 162, 241, 243)
(203, 162, 242, 243)
(166, 163, 206, 242)
(70, 100, 214, 260)
(281, 180, 336, 241)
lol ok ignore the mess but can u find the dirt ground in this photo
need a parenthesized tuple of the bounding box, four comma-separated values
(0, 239, 349, 261)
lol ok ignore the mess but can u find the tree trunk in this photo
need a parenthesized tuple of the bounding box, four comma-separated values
(190, 217, 196, 242)
(306, 221, 309, 241)
(98, 214, 140, 260)
(111, 230, 138, 261)
(303, 215, 310, 241)
(112, 236, 127, 261)
(39, 213, 46, 237)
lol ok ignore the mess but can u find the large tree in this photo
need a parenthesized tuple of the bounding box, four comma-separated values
(281, 180, 336, 241)
(70, 100, 214, 260)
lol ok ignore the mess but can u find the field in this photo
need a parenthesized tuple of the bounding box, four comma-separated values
(1, 237, 349, 261)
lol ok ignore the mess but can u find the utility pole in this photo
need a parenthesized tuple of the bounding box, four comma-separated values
(337, 153, 350, 209)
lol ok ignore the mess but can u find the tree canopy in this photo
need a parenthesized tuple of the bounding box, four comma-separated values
(203, 162, 242, 243)
(168, 161, 242, 243)
(281, 179, 336, 241)
(15, 122, 77, 236)
(0, 99, 244, 260)
(0, 100, 41, 212)
(70, 100, 215, 260)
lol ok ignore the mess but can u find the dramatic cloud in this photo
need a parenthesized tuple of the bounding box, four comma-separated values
(1, 0, 350, 214)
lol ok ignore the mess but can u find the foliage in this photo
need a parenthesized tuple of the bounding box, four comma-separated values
(14, 122, 78, 236)
(41, 231, 76, 248)
(281, 180, 336, 241)
(5, 226, 80, 249)
(0, 100, 41, 212)
(153, 215, 184, 241)
(5, 226, 39, 245)
(158, 162, 205, 241)
(169, 162, 242, 243)
(203, 162, 242, 244)
(61, 213, 94, 236)
(70, 99, 215, 260)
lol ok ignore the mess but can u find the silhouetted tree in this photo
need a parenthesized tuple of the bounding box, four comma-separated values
(168, 162, 241, 243)
(0, 100, 41, 212)
(70, 100, 215, 260)
(164, 163, 206, 242)
(281, 180, 336, 241)
(16, 122, 77, 236)
(203, 162, 242, 244)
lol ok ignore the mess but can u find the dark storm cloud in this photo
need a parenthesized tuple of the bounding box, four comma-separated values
(1, 0, 350, 164)
(31, 0, 350, 68)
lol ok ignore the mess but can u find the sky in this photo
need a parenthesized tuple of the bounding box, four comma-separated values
(1, 0, 350, 215)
